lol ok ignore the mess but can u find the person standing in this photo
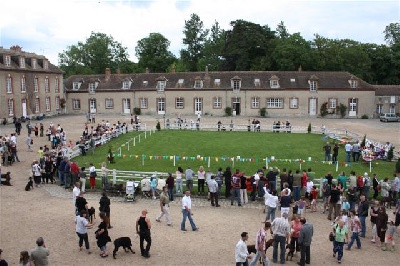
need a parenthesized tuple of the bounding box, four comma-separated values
(266, 167, 279, 192)
(372, 173, 380, 199)
(357, 194, 369, 238)
(72, 182, 81, 213)
(100, 162, 110, 189)
(208, 175, 220, 207)
(136, 209, 152, 258)
(231, 169, 242, 206)
(293, 170, 302, 201)
(327, 184, 341, 221)
(156, 187, 172, 226)
(323, 142, 332, 161)
(240, 174, 248, 205)
(166, 173, 174, 202)
(249, 223, 270, 266)
(224, 166, 232, 198)
(297, 217, 313, 266)
(346, 209, 361, 250)
(181, 190, 198, 231)
(32, 160, 42, 188)
(271, 212, 290, 264)
(63, 157, 71, 189)
(175, 166, 184, 194)
(88, 163, 96, 190)
(79, 167, 87, 192)
(99, 192, 112, 229)
(75, 210, 93, 254)
(96, 212, 111, 258)
(197, 166, 206, 196)
(332, 143, 339, 164)
(344, 142, 352, 163)
(70, 160, 79, 185)
(30, 237, 49, 266)
(332, 219, 349, 264)
(376, 206, 388, 248)
(185, 166, 194, 193)
(352, 142, 361, 162)
(235, 232, 252, 266)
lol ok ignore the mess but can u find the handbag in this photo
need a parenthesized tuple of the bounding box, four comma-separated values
(329, 232, 335, 242)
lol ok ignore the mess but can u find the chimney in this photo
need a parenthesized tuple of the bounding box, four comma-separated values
(116, 68, 120, 75)
(105, 68, 111, 81)
(10, 45, 22, 52)
(170, 65, 176, 73)
(145, 67, 149, 73)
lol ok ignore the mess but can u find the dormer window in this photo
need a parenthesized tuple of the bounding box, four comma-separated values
(5, 55, 11, 67)
(143, 81, 148, 87)
(89, 83, 95, 93)
(308, 75, 319, 92)
(194, 77, 203, 89)
(122, 81, 130, 89)
(231, 76, 241, 92)
(254, 79, 261, 87)
(350, 80, 358, 88)
(178, 79, 184, 84)
(34, 77, 39, 92)
(20, 57, 25, 68)
(157, 80, 166, 92)
(73, 82, 80, 90)
(45, 76, 49, 92)
(269, 75, 280, 88)
(32, 59, 37, 69)
(214, 79, 221, 87)
(43, 60, 48, 69)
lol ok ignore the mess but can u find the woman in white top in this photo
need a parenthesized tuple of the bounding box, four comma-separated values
(263, 187, 279, 221)
(75, 210, 93, 254)
(89, 163, 96, 190)
(175, 166, 184, 194)
(101, 162, 110, 188)
(197, 166, 206, 196)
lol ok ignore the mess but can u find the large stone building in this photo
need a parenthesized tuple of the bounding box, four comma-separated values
(0, 46, 64, 121)
(374, 85, 400, 117)
(65, 67, 376, 119)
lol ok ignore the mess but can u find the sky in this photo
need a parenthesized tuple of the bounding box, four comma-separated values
(0, 0, 398, 66)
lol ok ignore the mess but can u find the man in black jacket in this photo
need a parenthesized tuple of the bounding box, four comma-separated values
(327, 184, 340, 221)
(357, 195, 369, 237)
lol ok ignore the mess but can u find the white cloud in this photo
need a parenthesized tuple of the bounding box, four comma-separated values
(0, 0, 398, 65)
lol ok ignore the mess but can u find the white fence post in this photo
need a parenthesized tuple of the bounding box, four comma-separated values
(112, 169, 116, 185)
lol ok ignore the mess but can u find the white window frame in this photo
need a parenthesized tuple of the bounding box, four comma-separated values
(175, 97, 184, 109)
(44, 77, 49, 92)
(73, 82, 79, 90)
(389, 105, 396, 114)
(254, 79, 261, 87)
(310, 80, 317, 92)
(55, 96, 60, 110)
(34, 98, 40, 113)
(32, 59, 36, 69)
(20, 57, 25, 68)
(6, 75, 12, 93)
(89, 83, 95, 93)
(45, 97, 51, 112)
(251, 97, 260, 109)
(213, 97, 222, 109)
(34, 77, 39, 92)
(156, 81, 166, 92)
(214, 79, 221, 87)
(349, 98, 357, 112)
(289, 98, 298, 109)
(140, 98, 148, 109)
(21, 76, 26, 93)
(194, 97, 202, 114)
(105, 98, 114, 109)
(350, 80, 358, 89)
(122, 81, 130, 89)
(232, 80, 241, 92)
(328, 98, 337, 109)
(55, 77, 59, 93)
(178, 79, 184, 84)
(376, 104, 383, 114)
(8, 99, 14, 116)
(5, 55, 11, 67)
(72, 99, 81, 110)
(266, 98, 283, 109)
(194, 80, 203, 89)
(270, 80, 280, 88)
(43, 60, 48, 69)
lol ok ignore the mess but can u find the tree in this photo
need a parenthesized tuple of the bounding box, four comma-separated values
(135, 33, 176, 73)
(180, 13, 209, 71)
(384, 22, 400, 46)
(275, 21, 290, 39)
(197, 21, 225, 71)
(58, 31, 133, 77)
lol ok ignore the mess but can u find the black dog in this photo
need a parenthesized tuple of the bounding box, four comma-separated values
(285, 243, 295, 261)
(1, 172, 12, 186)
(88, 207, 96, 223)
(247, 239, 275, 264)
(113, 237, 135, 259)
(25, 177, 34, 191)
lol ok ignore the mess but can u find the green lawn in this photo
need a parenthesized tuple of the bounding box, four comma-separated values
(74, 130, 397, 179)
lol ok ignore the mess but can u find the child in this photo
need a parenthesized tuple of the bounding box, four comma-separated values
(382, 220, 396, 251)
(341, 197, 350, 216)
(310, 186, 319, 212)
(297, 196, 306, 216)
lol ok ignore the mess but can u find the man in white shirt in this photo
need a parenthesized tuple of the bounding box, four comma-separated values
(235, 232, 252, 266)
(75, 210, 93, 254)
(181, 190, 198, 231)
(345, 142, 352, 162)
(272, 212, 290, 264)
(207, 175, 220, 207)
(72, 182, 81, 213)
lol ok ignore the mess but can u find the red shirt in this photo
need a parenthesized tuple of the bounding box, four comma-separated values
(70, 162, 79, 174)
(301, 173, 308, 187)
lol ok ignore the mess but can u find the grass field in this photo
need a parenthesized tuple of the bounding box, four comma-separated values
(74, 130, 397, 179)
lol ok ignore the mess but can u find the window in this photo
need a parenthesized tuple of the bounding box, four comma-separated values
(350, 80, 357, 89)
(142, 81, 148, 87)
(328, 98, 337, 109)
(73, 82, 79, 90)
(45, 77, 49, 92)
(389, 105, 395, 114)
(175, 97, 184, 109)
(178, 79, 184, 84)
(251, 97, 260, 109)
(89, 83, 95, 93)
(194, 97, 202, 114)
(349, 98, 357, 112)
(21, 76, 26, 93)
(5, 55, 11, 67)
(266, 98, 283, 108)
(55, 77, 60, 93)
(140, 98, 148, 109)
(310, 80, 317, 92)
(376, 104, 383, 114)
(6, 75, 12, 93)
(105, 98, 114, 109)
(214, 79, 221, 87)
(122, 81, 130, 89)
(213, 97, 222, 109)
(254, 79, 261, 87)
(43, 60, 48, 69)
(34, 77, 39, 92)
(194, 79, 203, 89)
(32, 59, 36, 69)
(20, 57, 25, 68)
(157, 98, 165, 114)
(7, 99, 14, 116)
(270, 80, 280, 88)
(34, 98, 40, 113)
(45, 97, 51, 111)
(289, 98, 298, 109)
(55, 96, 60, 110)
(156, 81, 166, 92)
(72, 99, 81, 110)
(231, 79, 241, 92)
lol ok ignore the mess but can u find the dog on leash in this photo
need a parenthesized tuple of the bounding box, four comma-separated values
(1, 172, 12, 186)
(88, 207, 96, 223)
(247, 239, 275, 264)
(112, 237, 135, 259)
(285, 243, 295, 261)
(25, 177, 34, 191)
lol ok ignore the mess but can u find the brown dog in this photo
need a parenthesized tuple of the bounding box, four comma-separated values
(285, 243, 295, 261)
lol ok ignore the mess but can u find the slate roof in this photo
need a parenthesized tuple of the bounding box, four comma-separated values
(374, 85, 400, 96)
(65, 70, 376, 92)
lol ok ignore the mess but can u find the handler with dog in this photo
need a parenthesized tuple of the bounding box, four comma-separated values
(249, 222, 271, 266)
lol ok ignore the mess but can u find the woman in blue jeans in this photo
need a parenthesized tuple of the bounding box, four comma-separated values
(332, 219, 349, 264)
(263, 187, 278, 221)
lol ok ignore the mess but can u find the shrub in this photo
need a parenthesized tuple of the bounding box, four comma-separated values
(156, 121, 161, 131)
(259, 108, 267, 117)
(361, 114, 369, 119)
(336, 103, 347, 118)
(307, 123, 311, 133)
(387, 146, 394, 162)
(133, 107, 141, 115)
(361, 134, 366, 148)
(320, 102, 329, 117)
(224, 107, 232, 116)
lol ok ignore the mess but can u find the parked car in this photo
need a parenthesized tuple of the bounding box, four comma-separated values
(379, 113, 400, 122)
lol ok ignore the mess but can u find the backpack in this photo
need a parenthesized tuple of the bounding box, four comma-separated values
(357, 176, 364, 188)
